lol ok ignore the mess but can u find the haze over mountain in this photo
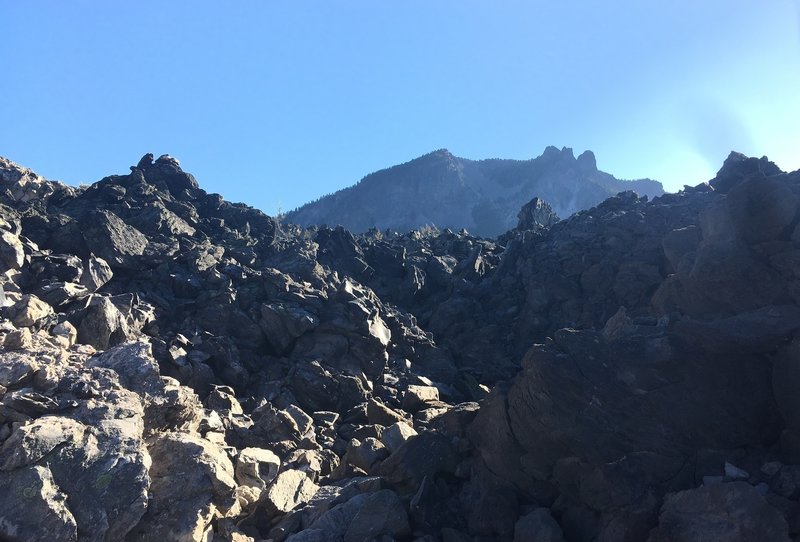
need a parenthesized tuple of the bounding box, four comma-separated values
(287, 146, 664, 236)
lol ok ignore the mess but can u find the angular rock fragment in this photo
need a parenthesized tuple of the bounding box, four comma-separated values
(128, 432, 236, 542)
(648, 482, 790, 542)
(264, 469, 319, 515)
(0, 465, 77, 542)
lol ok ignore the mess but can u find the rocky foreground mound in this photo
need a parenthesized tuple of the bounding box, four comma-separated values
(0, 151, 799, 541)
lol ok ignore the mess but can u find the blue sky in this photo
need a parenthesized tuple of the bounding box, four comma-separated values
(2, 1, 799, 215)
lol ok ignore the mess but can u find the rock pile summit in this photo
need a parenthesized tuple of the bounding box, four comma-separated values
(1, 151, 799, 541)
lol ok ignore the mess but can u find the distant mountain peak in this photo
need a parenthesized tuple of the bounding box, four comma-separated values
(286, 147, 664, 237)
(541, 145, 576, 160)
(412, 148, 459, 167)
(577, 150, 597, 171)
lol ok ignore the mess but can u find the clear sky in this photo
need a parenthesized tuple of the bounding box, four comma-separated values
(2, 1, 799, 215)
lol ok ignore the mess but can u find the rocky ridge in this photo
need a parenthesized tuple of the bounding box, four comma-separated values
(286, 147, 664, 237)
(0, 151, 799, 541)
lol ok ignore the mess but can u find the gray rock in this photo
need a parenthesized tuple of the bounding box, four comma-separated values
(366, 397, 407, 426)
(516, 197, 559, 231)
(51, 321, 77, 347)
(343, 489, 411, 542)
(295, 477, 383, 530)
(288, 489, 410, 542)
(771, 465, 800, 499)
(727, 174, 798, 243)
(724, 462, 750, 481)
(260, 302, 319, 354)
(402, 384, 440, 412)
(648, 482, 789, 542)
(0, 416, 85, 471)
(82, 210, 148, 269)
(11, 294, 53, 328)
(0, 465, 77, 542)
(127, 432, 236, 542)
(470, 327, 780, 497)
(0, 230, 24, 272)
(77, 296, 135, 349)
(34, 282, 90, 307)
(284, 404, 314, 436)
(381, 422, 418, 454)
(661, 226, 701, 272)
(345, 437, 389, 473)
(145, 379, 205, 435)
(284, 448, 339, 481)
(235, 447, 281, 489)
(205, 385, 244, 415)
(773, 338, 800, 434)
(710, 151, 782, 194)
(0, 352, 40, 388)
(79, 256, 113, 292)
(86, 340, 162, 396)
(247, 402, 314, 453)
(3, 327, 32, 350)
(514, 508, 564, 542)
(264, 468, 319, 515)
(379, 432, 458, 495)
(0, 347, 151, 542)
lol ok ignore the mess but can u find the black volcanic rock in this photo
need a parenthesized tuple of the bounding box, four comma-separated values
(710, 151, 783, 194)
(1, 151, 800, 541)
(515, 197, 560, 231)
(286, 147, 664, 237)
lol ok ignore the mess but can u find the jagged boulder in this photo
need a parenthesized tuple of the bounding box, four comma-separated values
(514, 508, 564, 542)
(286, 489, 410, 542)
(127, 432, 236, 542)
(516, 197, 559, 231)
(710, 151, 783, 194)
(648, 482, 790, 542)
(0, 230, 24, 272)
(0, 465, 78, 541)
(469, 323, 783, 538)
(0, 344, 151, 542)
(82, 210, 148, 269)
(76, 296, 136, 349)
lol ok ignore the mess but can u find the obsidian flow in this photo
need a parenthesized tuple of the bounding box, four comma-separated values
(0, 150, 798, 541)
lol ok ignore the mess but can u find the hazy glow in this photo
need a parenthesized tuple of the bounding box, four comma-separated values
(1, 0, 798, 215)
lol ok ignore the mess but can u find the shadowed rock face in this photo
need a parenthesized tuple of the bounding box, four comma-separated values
(1, 151, 799, 541)
(286, 147, 664, 237)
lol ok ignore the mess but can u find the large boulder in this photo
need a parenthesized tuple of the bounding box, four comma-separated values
(235, 447, 281, 489)
(469, 324, 782, 539)
(286, 489, 410, 542)
(82, 210, 148, 269)
(77, 296, 136, 349)
(516, 197, 559, 231)
(263, 469, 319, 516)
(127, 432, 236, 542)
(0, 230, 24, 272)
(710, 151, 782, 194)
(648, 482, 789, 542)
(0, 465, 78, 541)
(727, 176, 798, 243)
(10, 294, 54, 328)
(379, 432, 459, 495)
(0, 346, 151, 542)
(514, 508, 564, 542)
